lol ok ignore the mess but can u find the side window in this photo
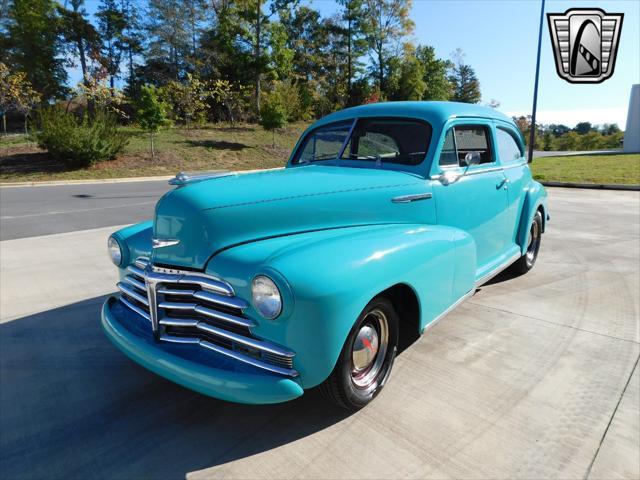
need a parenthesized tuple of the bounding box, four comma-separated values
(439, 129, 458, 166)
(496, 127, 523, 163)
(357, 132, 400, 158)
(438, 125, 493, 167)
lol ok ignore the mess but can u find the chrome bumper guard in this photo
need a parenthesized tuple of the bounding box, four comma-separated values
(117, 257, 297, 377)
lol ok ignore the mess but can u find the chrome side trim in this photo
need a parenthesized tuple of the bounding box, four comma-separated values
(160, 334, 299, 377)
(431, 161, 528, 181)
(422, 250, 523, 334)
(476, 251, 521, 286)
(391, 193, 433, 203)
(423, 288, 475, 334)
(169, 170, 234, 186)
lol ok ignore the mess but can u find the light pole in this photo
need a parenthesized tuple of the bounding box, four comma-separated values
(529, 0, 546, 163)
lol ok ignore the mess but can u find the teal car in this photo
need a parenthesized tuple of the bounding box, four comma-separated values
(102, 101, 548, 409)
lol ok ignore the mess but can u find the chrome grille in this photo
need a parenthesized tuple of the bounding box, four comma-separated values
(117, 257, 297, 377)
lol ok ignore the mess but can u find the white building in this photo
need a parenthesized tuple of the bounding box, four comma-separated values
(624, 84, 640, 153)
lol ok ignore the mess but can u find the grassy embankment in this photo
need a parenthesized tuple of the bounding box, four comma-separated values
(530, 154, 640, 185)
(0, 123, 308, 182)
(1, 125, 639, 185)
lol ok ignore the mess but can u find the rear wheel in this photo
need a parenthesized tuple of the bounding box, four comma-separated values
(511, 210, 543, 274)
(320, 297, 399, 410)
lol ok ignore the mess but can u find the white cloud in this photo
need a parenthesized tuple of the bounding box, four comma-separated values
(505, 107, 628, 128)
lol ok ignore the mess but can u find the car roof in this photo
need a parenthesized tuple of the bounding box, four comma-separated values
(314, 101, 514, 128)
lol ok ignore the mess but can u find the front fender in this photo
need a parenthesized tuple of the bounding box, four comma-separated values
(111, 220, 152, 273)
(208, 224, 475, 388)
(518, 180, 548, 254)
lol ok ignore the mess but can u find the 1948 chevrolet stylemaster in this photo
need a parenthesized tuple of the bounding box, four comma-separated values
(102, 101, 548, 409)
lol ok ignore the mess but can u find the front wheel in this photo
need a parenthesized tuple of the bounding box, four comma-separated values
(511, 210, 543, 274)
(319, 297, 399, 410)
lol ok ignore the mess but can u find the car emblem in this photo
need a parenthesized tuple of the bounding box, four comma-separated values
(547, 8, 623, 84)
(151, 237, 180, 249)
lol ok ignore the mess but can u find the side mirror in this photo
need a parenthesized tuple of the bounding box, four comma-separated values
(462, 151, 481, 166)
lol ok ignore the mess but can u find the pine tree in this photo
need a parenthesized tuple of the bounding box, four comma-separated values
(449, 48, 481, 104)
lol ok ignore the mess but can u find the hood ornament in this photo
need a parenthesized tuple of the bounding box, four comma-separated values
(169, 170, 235, 186)
(152, 237, 180, 249)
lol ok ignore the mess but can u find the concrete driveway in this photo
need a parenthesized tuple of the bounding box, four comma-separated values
(0, 187, 638, 479)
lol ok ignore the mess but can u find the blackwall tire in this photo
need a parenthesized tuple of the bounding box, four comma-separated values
(319, 297, 399, 410)
(511, 210, 543, 275)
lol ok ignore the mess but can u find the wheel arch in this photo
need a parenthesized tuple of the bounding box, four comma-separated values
(377, 283, 421, 353)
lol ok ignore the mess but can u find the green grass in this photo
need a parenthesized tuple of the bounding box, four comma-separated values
(2, 127, 639, 185)
(531, 153, 640, 185)
(0, 122, 308, 182)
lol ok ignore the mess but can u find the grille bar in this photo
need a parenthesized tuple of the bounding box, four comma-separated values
(116, 256, 297, 377)
(120, 295, 151, 322)
(117, 282, 149, 306)
(160, 334, 297, 377)
(159, 317, 294, 357)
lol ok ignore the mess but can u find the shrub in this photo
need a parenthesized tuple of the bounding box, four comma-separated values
(259, 94, 287, 147)
(35, 108, 128, 167)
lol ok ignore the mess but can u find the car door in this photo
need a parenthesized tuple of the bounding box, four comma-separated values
(494, 122, 529, 248)
(431, 121, 510, 279)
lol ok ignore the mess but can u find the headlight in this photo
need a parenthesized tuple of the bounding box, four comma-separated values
(251, 275, 282, 319)
(108, 236, 123, 266)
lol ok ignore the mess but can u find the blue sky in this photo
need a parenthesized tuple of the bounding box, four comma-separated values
(75, 0, 639, 127)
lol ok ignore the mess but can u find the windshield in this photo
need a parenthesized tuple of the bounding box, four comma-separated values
(293, 118, 432, 166)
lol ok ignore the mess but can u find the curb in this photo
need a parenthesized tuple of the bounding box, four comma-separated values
(0, 167, 284, 188)
(541, 181, 640, 191)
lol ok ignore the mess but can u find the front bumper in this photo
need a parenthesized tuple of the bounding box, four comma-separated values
(101, 297, 304, 404)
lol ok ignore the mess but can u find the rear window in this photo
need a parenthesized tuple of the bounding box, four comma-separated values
(293, 118, 432, 166)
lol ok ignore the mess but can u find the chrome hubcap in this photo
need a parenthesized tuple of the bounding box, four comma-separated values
(351, 309, 389, 389)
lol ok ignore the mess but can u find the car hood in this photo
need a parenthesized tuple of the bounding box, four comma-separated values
(151, 165, 434, 269)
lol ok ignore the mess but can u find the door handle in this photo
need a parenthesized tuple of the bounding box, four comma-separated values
(496, 178, 509, 190)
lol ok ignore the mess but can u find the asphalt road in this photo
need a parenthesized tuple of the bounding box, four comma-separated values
(0, 187, 638, 479)
(0, 180, 171, 241)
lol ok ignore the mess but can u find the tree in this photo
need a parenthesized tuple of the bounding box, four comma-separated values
(239, 0, 299, 116)
(161, 74, 209, 129)
(259, 92, 286, 146)
(362, 0, 414, 98)
(449, 48, 481, 104)
(58, 0, 103, 115)
(1, 0, 67, 102)
(391, 45, 426, 101)
(0, 62, 40, 134)
(120, 0, 143, 98)
(135, 84, 169, 157)
(415, 45, 453, 101)
(574, 121, 593, 135)
(337, 0, 368, 104)
(269, 22, 294, 80)
(96, 0, 126, 90)
(209, 79, 252, 125)
(600, 123, 621, 136)
(145, 0, 190, 83)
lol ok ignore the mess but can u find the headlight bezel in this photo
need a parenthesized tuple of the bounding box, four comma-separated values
(107, 235, 124, 267)
(251, 274, 283, 320)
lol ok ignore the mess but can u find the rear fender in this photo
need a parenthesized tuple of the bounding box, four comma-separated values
(517, 181, 548, 254)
